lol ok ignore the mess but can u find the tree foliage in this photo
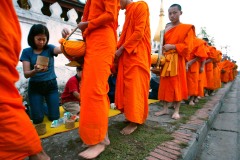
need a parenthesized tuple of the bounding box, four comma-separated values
(197, 27, 215, 46)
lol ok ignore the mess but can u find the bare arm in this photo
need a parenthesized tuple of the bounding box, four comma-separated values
(200, 59, 206, 73)
(186, 57, 199, 71)
(205, 58, 212, 64)
(72, 91, 80, 100)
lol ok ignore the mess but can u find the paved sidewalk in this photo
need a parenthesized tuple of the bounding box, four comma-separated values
(144, 81, 234, 160)
(196, 77, 240, 160)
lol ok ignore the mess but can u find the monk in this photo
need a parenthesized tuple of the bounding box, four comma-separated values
(228, 59, 235, 82)
(220, 56, 230, 83)
(195, 41, 209, 101)
(0, 1, 49, 160)
(202, 38, 217, 96)
(197, 57, 207, 99)
(114, 0, 151, 135)
(186, 38, 208, 106)
(232, 60, 238, 79)
(69, 0, 119, 159)
(154, 4, 195, 119)
(212, 50, 222, 90)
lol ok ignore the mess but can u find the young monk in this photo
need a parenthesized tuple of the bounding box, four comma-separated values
(195, 41, 209, 101)
(154, 4, 195, 119)
(0, 1, 50, 160)
(63, 0, 120, 159)
(219, 56, 230, 83)
(186, 38, 208, 106)
(114, 0, 151, 135)
(212, 50, 222, 90)
(205, 44, 217, 96)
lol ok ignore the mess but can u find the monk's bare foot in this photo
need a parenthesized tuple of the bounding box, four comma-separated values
(205, 93, 209, 97)
(120, 122, 138, 135)
(197, 96, 202, 99)
(78, 143, 106, 159)
(189, 101, 195, 106)
(29, 150, 50, 160)
(154, 110, 169, 116)
(172, 112, 180, 120)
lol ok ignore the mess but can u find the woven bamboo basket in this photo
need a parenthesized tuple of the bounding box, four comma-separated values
(35, 123, 46, 135)
(65, 119, 75, 129)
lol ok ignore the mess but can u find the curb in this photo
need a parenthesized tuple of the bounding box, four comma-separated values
(145, 81, 234, 160)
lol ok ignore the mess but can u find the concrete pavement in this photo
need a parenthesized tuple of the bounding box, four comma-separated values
(196, 77, 240, 160)
(145, 77, 238, 160)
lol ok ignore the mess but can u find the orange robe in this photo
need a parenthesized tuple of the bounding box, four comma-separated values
(158, 24, 195, 102)
(228, 61, 235, 81)
(213, 50, 222, 89)
(186, 38, 208, 96)
(79, 0, 119, 145)
(220, 60, 231, 83)
(0, 1, 42, 159)
(115, 1, 151, 124)
(205, 46, 217, 90)
(233, 63, 238, 78)
(197, 42, 209, 97)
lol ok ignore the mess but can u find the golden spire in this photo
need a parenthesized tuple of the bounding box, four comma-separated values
(153, 0, 165, 42)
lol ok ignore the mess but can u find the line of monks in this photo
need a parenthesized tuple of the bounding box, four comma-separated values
(151, 33, 238, 113)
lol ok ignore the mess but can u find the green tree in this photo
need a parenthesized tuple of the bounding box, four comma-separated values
(197, 27, 215, 46)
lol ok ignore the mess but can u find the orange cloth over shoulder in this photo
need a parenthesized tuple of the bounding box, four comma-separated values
(187, 38, 208, 96)
(158, 24, 195, 102)
(0, 1, 42, 159)
(115, 1, 151, 124)
(79, 0, 119, 145)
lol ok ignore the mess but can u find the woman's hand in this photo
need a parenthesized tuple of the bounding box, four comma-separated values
(34, 64, 48, 73)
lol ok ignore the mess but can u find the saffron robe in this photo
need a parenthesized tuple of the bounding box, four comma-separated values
(228, 61, 235, 81)
(197, 42, 209, 97)
(115, 1, 151, 124)
(205, 46, 217, 90)
(79, 0, 119, 145)
(186, 38, 208, 96)
(158, 24, 195, 102)
(212, 50, 222, 89)
(0, 1, 42, 159)
(220, 60, 231, 83)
